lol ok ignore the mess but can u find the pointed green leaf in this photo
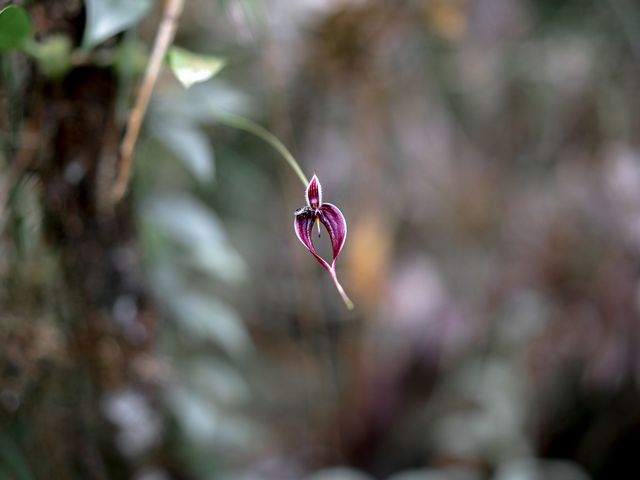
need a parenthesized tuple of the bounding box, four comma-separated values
(0, 6, 32, 51)
(168, 46, 226, 89)
(82, 0, 153, 49)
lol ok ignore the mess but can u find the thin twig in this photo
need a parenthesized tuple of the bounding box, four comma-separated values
(111, 0, 185, 203)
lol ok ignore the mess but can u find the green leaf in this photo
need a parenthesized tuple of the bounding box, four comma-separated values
(167, 46, 226, 89)
(170, 293, 251, 356)
(144, 195, 247, 284)
(166, 387, 220, 442)
(150, 119, 215, 181)
(166, 386, 257, 446)
(0, 6, 32, 52)
(82, 0, 153, 49)
(188, 360, 249, 406)
(31, 35, 73, 78)
(152, 83, 252, 124)
(113, 39, 148, 75)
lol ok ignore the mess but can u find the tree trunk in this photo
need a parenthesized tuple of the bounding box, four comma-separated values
(1, 2, 162, 478)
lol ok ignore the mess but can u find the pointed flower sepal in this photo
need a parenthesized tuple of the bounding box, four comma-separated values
(294, 175, 353, 309)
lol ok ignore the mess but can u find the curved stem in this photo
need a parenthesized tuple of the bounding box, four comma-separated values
(330, 269, 354, 310)
(216, 112, 308, 187)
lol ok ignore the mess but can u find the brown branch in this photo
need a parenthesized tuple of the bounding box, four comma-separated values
(111, 0, 185, 203)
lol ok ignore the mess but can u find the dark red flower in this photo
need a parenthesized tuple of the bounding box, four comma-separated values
(294, 175, 353, 309)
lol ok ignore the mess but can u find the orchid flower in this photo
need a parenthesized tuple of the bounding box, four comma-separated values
(294, 175, 354, 310)
(215, 114, 353, 309)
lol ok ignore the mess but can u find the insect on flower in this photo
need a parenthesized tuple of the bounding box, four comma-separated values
(294, 175, 353, 309)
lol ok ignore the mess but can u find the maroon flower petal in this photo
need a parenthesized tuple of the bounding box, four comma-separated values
(294, 174, 354, 310)
(294, 211, 331, 272)
(318, 203, 347, 268)
(306, 174, 322, 209)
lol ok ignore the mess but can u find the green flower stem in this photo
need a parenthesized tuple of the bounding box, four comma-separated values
(216, 112, 309, 187)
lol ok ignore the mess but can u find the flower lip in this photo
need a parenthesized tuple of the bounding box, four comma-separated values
(294, 208, 331, 272)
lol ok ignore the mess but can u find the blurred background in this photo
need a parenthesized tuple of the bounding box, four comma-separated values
(2, 0, 640, 479)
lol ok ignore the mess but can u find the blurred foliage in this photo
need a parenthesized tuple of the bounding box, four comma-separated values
(82, 0, 153, 49)
(2, 0, 640, 479)
(167, 47, 226, 89)
(0, 6, 31, 51)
